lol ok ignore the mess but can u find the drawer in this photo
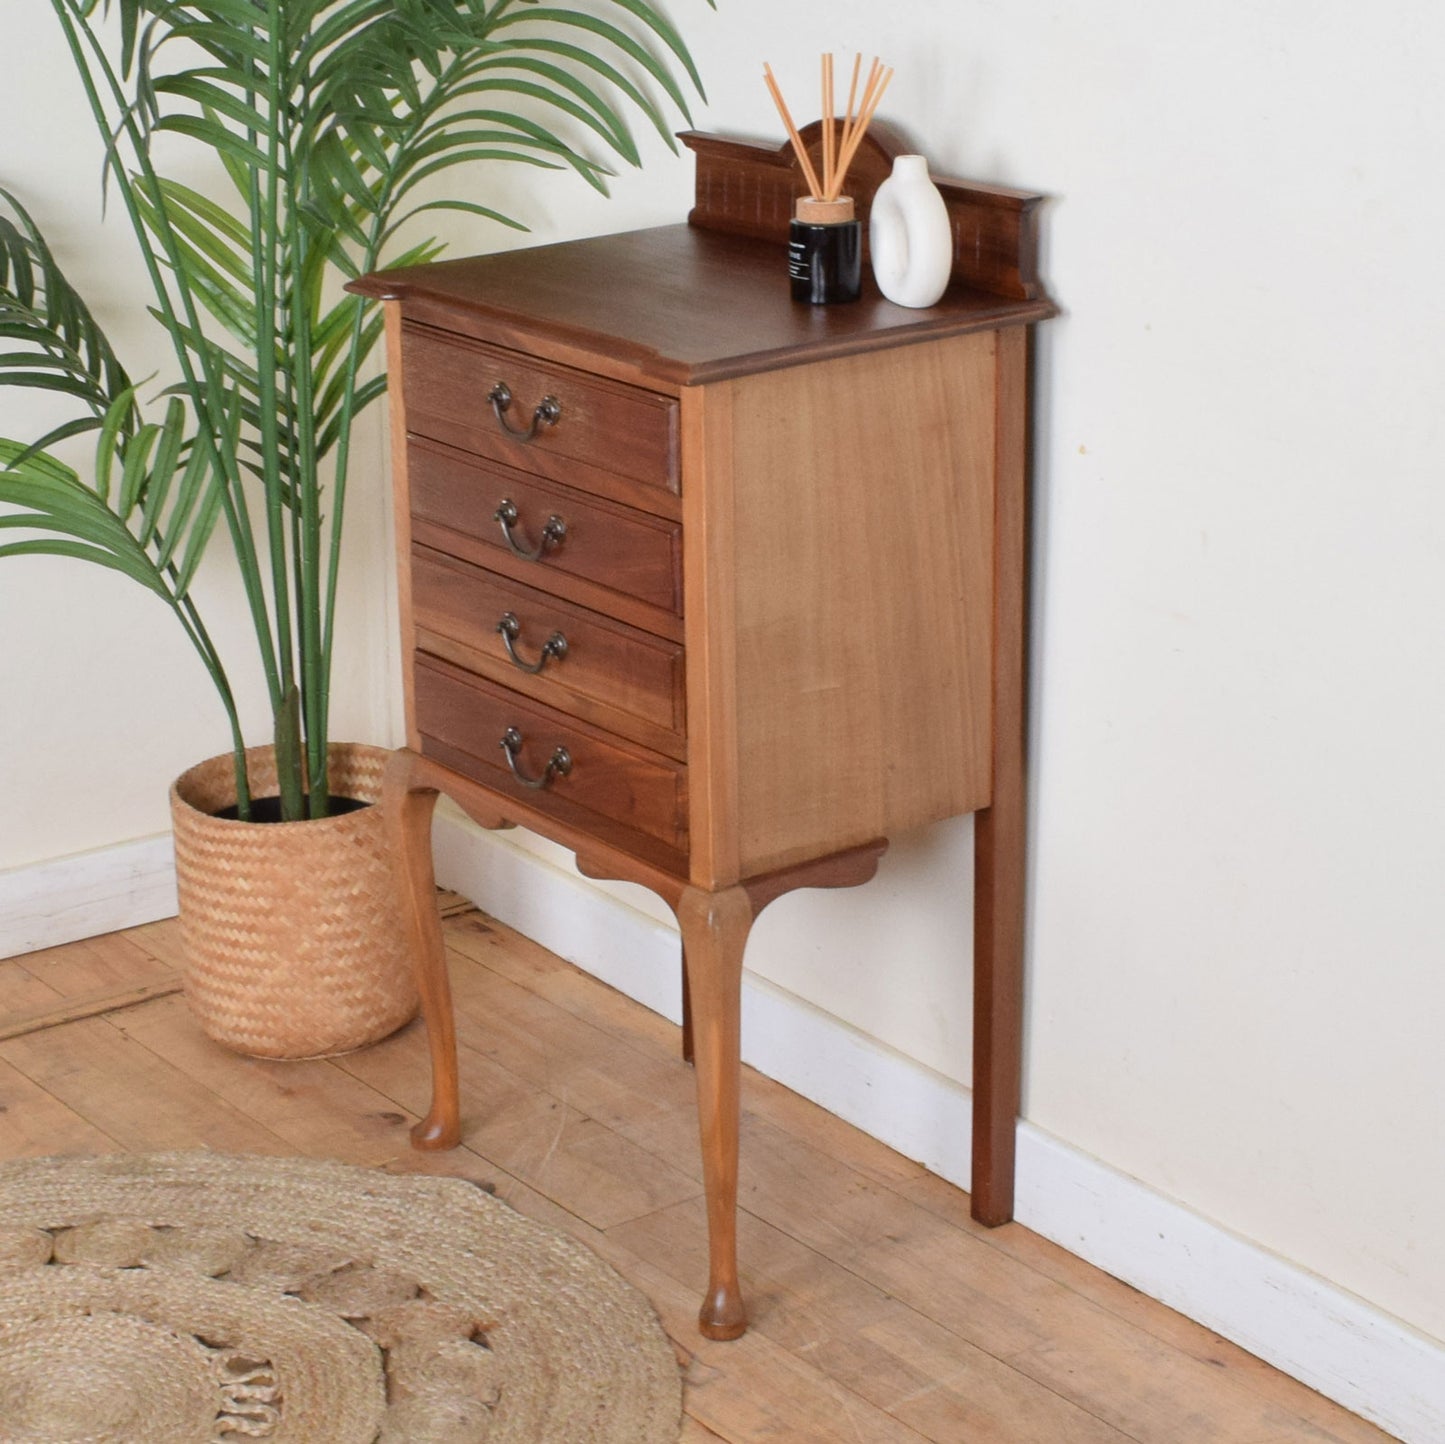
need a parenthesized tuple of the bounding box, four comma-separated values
(411, 544, 686, 758)
(410, 437, 683, 615)
(414, 654, 688, 852)
(402, 323, 678, 502)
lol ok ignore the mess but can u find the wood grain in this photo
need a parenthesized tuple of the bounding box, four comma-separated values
(611, 1195, 1132, 1444)
(112, 994, 419, 1166)
(677, 885, 754, 1339)
(412, 516, 685, 645)
(0, 960, 61, 1019)
(345, 1011, 701, 1233)
(439, 910, 1395, 1444)
(17, 931, 175, 999)
(693, 332, 996, 877)
(384, 300, 421, 751)
(741, 838, 888, 917)
(683, 126, 1047, 303)
(972, 324, 1029, 1226)
(411, 543, 686, 757)
(406, 746, 693, 901)
(0, 1017, 287, 1155)
(681, 382, 742, 888)
(0, 975, 181, 1043)
(428, 928, 697, 1132)
(1, 919, 1395, 1444)
(351, 225, 1056, 390)
(0, 1050, 121, 1157)
(402, 322, 680, 504)
(408, 435, 683, 615)
(382, 749, 459, 1150)
(114, 918, 189, 971)
(360, 211, 1049, 1353)
(415, 654, 690, 852)
(678, 1419, 728, 1442)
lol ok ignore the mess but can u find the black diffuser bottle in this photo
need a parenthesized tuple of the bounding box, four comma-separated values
(789, 195, 861, 304)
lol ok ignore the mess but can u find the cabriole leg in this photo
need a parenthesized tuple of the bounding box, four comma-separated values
(383, 750, 461, 1151)
(676, 884, 753, 1340)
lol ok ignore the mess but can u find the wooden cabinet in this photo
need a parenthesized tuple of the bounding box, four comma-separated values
(355, 128, 1053, 1340)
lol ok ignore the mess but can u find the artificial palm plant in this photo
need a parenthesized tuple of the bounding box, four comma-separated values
(0, 0, 708, 821)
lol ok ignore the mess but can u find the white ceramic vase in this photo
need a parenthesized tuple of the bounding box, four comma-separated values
(869, 155, 952, 308)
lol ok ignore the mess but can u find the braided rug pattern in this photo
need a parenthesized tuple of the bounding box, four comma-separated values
(0, 1153, 682, 1443)
(170, 744, 418, 1060)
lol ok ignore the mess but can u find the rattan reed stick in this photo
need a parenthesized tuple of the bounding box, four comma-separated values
(822, 53, 835, 200)
(765, 53, 893, 206)
(763, 62, 824, 198)
(841, 52, 863, 160)
(831, 62, 894, 195)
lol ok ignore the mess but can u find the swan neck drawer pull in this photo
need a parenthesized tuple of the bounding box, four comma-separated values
(499, 726, 572, 789)
(496, 612, 568, 674)
(493, 499, 566, 560)
(488, 381, 562, 441)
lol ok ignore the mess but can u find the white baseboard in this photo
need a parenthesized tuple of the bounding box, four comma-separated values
(434, 811, 1444, 1444)
(1015, 1127, 1444, 1444)
(0, 834, 177, 961)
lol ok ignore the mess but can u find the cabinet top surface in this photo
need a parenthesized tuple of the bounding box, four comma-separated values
(352, 224, 1054, 387)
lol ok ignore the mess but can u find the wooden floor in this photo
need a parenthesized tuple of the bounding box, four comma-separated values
(0, 904, 1394, 1444)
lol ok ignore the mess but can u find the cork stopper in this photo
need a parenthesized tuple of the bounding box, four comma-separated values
(794, 195, 855, 225)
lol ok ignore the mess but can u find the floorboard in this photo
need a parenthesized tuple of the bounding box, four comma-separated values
(0, 908, 1398, 1444)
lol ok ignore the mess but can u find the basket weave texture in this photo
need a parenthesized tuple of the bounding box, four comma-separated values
(170, 744, 418, 1059)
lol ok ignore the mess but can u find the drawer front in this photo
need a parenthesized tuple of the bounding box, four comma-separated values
(414, 654, 688, 851)
(411, 544, 685, 757)
(410, 438, 682, 615)
(402, 324, 678, 497)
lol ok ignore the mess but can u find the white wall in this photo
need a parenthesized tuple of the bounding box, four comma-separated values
(0, 13, 401, 868)
(5, 0, 1443, 1396)
(679, 0, 1445, 1354)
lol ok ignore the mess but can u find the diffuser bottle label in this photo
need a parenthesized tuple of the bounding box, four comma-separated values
(789, 220, 861, 304)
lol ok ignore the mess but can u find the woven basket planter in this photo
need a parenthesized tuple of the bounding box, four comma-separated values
(170, 743, 418, 1060)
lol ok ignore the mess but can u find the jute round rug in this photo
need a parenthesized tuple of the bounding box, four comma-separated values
(0, 1152, 682, 1443)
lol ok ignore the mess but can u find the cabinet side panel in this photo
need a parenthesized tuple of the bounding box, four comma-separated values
(683, 384, 742, 887)
(725, 332, 996, 875)
(385, 301, 420, 752)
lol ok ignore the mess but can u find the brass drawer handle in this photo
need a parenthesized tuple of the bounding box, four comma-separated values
(499, 726, 572, 790)
(497, 611, 568, 674)
(488, 381, 561, 441)
(493, 499, 566, 560)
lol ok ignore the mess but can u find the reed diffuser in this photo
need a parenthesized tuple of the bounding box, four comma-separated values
(764, 54, 894, 303)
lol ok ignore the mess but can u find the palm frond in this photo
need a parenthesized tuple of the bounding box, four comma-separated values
(0, 438, 172, 601)
(0, 186, 134, 430)
(17, 0, 714, 818)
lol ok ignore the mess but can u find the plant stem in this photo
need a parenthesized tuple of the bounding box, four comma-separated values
(284, 76, 327, 818)
(51, 0, 284, 732)
(254, 0, 301, 818)
(167, 588, 250, 818)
